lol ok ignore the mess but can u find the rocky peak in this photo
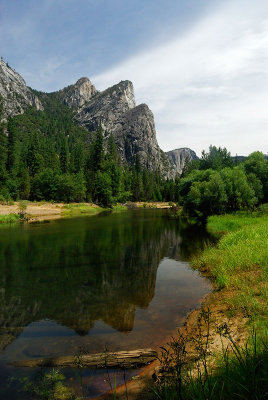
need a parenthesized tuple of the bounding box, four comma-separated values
(76, 80, 136, 132)
(0, 58, 43, 120)
(59, 77, 97, 108)
(166, 148, 198, 175)
(71, 80, 174, 176)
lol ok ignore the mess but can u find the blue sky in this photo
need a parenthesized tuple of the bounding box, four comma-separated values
(1, 0, 268, 156)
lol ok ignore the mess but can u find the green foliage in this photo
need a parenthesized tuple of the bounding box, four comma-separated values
(0, 213, 20, 224)
(192, 213, 268, 319)
(179, 163, 265, 219)
(94, 170, 113, 206)
(14, 369, 75, 400)
(61, 203, 100, 216)
(243, 151, 268, 202)
(199, 145, 233, 170)
(179, 146, 267, 219)
(0, 98, 173, 204)
(1, 92, 267, 212)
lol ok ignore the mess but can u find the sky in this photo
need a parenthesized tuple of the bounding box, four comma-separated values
(0, 0, 268, 156)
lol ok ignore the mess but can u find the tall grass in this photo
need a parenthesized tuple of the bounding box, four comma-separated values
(0, 213, 20, 224)
(154, 210, 268, 399)
(61, 203, 101, 216)
(192, 212, 268, 321)
(157, 334, 268, 400)
(155, 310, 268, 400)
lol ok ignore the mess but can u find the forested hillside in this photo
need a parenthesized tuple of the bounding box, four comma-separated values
(0, 93, 267, 211)
(0, 94, 175, 205)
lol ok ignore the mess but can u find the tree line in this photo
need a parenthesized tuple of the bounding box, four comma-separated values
(0, 95, 172, 206)
(0, 94, 267, 213)
(178, 145, 268, 219)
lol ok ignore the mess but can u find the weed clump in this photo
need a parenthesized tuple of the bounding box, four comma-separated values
(154, 309, 268, 400)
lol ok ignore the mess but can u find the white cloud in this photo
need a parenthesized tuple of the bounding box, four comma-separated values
(92, 0, 268, 156)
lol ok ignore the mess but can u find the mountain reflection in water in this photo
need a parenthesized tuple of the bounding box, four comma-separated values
(0, 209, 212, 359)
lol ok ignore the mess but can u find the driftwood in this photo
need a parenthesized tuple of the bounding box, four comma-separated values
(13, 348, 157, 369)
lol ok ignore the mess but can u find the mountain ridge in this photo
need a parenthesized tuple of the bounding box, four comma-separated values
(0, 59, 197, 177)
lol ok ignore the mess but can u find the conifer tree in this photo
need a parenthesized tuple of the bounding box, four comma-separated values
(0, 99, 8, 188)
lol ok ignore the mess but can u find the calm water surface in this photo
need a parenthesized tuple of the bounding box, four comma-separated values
(0, 209, 212, 398)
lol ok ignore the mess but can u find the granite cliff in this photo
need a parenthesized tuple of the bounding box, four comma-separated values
(57, 78, 172, 175)
(166, 148, 199, 175)
(0, 58, 43, 120)
(0, 59, 197, 177)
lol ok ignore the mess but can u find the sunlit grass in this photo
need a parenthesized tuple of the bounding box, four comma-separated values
(111, 203, 128, 211)
(192, 212, 268, 321)
(0, 214, 20, 224)
(61, 203, 101, 216)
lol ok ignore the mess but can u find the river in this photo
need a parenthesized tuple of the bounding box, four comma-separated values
(0, 209, 212, 398)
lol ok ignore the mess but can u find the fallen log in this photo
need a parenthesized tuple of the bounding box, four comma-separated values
(13, 348, 158, 369)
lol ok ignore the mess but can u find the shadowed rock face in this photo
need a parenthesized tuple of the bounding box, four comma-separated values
(0, 59, 43, 120)
(166, 148, 199, 175)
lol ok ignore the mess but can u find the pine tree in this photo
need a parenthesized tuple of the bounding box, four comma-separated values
(60, 136, 70, 173)
(6, 119, 16, 173)
(90, 124, 104, 172)
(0, 101, 8, 188)
(19, 167, 30, 199)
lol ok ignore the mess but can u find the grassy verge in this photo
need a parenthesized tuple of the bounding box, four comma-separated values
(0, 214, 20, 224)
(61, 203, 102, 217)
(111, 204, 128, 212)
(155, 324, 268, 400)
(154, 208, 268, 400)
(193, 212, 268, 326)
(62, 203, 128, 216)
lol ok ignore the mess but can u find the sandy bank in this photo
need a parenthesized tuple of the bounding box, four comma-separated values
(0, 201, 172, 223)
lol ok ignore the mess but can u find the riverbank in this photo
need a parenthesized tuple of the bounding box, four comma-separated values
(151, 210, 268, 400)
(0, 202, 101, 222)
(100, 210, 268, 400)
(0, 201, 172, 223)
(4, 208, 266, 399)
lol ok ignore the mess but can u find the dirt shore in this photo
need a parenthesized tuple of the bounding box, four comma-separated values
(0, 202, 64, 221)
(95, 284, 249, 400)
(0, 201, 172, 222)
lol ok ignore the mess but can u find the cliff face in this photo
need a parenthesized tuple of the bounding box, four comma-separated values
(57, 77, 97, 108)
(166, 148, 199, 175)
(59, 79, 173, 175)
(75, 80, 136, 131)
(0, 59, 198, 177)
(0, 59, 43, 120)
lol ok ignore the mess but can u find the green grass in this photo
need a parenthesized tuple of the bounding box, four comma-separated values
(61, 203, 101, 217)
(207, 212, 268, 234)
(111, 204, 128, 212)
(192, 210, 268, 323)
(155, 330, 268, 400)
(152, 209, 268, 399)
(0, 214, 20, 224)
